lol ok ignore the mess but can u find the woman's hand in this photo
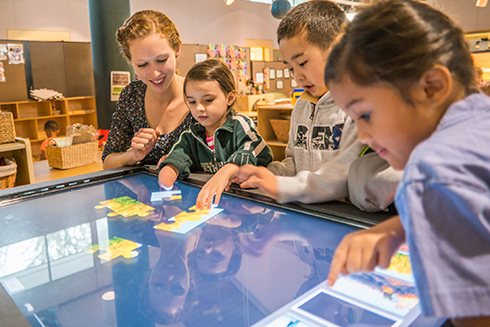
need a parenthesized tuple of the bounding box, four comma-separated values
(196, 164, 239, 210)
(130, 128, 160, 163)
(234, 165, 278, 200)
(158, 165, 179, 190)
(327, 216, 405, 286)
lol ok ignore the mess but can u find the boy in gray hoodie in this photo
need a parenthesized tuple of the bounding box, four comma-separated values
(234, 0, 401, 211)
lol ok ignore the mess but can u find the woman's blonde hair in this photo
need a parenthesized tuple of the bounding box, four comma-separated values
(116, 10, 181, 61)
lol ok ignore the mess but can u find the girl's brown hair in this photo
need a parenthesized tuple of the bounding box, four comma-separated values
(324, 0, 479, 105)
(184, 59, 237, 114)
(116, 10, 181, 61)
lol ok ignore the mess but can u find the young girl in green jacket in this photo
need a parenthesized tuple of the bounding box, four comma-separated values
(158, 59, 273, 209)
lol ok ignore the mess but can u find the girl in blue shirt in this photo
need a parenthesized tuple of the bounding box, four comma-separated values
(324, 1, 490, 326)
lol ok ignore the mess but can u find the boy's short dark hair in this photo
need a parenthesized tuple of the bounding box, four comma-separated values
(324, 0, 479, 104)
(44, 120, 59, 132)
(277, 0, 347, 51)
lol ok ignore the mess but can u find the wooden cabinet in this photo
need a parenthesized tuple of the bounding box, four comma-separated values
(0, 137, 35, 186)
(257, 104, 293, 161)
(235, 94, 276, 113)
(0, 96, 97, 159)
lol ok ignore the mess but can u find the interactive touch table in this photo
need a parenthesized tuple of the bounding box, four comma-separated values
(0, 167, 447, 327)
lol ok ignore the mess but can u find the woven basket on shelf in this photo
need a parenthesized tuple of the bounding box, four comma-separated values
(269, 119, 291, 143)
(0, 158, 17, 190)
(46, 140, 98, 169)
(0, 111, 16, 144)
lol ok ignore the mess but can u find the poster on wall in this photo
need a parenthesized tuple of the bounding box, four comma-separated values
(255, 72, 264, 84)
(0, 62, 5, 82)
(207, 44, 248, 82)
(276, 68, 283, 79)
(7, 43, 24, 64)
(269, 68, 276, 80)
(195, 53, 207, 63)
(263, 68, 270, 90)
(110, 71, 131, 101)
(0, 44, 7, 60)
(284, 68, 290, 79)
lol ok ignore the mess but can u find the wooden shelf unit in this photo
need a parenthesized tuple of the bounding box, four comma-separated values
(0, 137, 35, 186)
(257, 104, 293, 161)
(0, 96, 97, 159)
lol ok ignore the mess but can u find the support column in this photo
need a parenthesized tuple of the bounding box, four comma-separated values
(89, 0, 133, 130)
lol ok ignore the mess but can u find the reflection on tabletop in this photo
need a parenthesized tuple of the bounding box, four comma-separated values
(0, 173, 431, 327)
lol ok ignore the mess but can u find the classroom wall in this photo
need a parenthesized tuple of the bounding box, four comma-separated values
(0, 0, 91, 42)
(0, 0, 280, 48)
(130, 0, 281, 48)
(427, 0, 490, 32)
(1, 0, 490, 47)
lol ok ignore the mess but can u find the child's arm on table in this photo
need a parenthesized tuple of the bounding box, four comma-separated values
(156, 131, 195, 189)
(327, 215, 405, 286)
(196, 163, 239, 209)
(158, 164, 179, 190)
(234, 164, 279, 200)
(198, 114, 274, 207)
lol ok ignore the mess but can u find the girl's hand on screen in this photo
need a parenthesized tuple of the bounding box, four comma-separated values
(196, 164, 239, 210)
(158, 165, 178, 190)
(327, 216, 405, 286)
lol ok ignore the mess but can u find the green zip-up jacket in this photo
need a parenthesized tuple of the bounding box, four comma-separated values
(158, 113, 273, 180)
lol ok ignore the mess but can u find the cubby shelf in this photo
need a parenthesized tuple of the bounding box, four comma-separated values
(0, 96, 98, 159)
(0, 137, 35, 186)
(256, 104, 294, 162)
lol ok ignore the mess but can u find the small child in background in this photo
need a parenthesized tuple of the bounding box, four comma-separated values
(40, 120, 59, 160)
(158, 59, 273, 209)
(324, 0, 490, 325)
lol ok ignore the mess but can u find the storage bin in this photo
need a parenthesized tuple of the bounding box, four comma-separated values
(46, 140, 98, 169)
(0, 158, 17, 190)
(269, 119, 290, 143)
(0, 111, 16, 144)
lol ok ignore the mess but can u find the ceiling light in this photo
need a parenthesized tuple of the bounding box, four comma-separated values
(225, 0, 235, 5)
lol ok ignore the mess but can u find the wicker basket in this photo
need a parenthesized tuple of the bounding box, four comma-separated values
(269, 119, 290, 143)
(46, 140, 98, 169)
(0, 111, 16, 144)
(0, 158, 17, 190)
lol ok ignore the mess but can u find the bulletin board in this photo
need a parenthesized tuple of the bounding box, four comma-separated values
(251, 60, 294, 97)
(0, 41, 29, 102)
(176, 43, 251, 86)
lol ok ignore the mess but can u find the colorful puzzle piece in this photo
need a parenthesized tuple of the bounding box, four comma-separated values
(387, 251, 412, 276)
(95, 196, 155, 217)
(84, 236, 141, 262)
(150, 190, 182, 202)
(154, 205, 223, 234)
